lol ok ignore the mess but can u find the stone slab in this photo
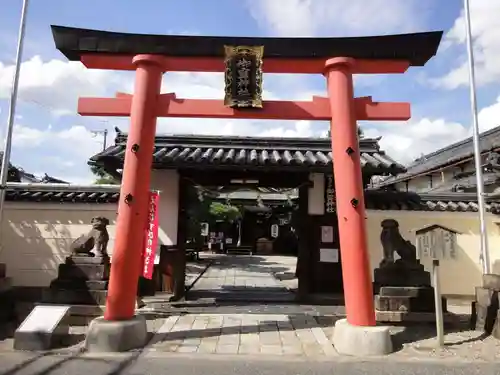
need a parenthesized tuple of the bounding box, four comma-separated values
(66, 256, 109, 265)
(476, 287, 499, 307)
(50, 279, 108, 290)
(0, 276, 12, 293)
(376, 310, 461, 325)
(46, 288, 107, 305)
(85, 315, 148, 352)
(379, 286, 434, 299)
(14, 304, 71, 351)
(375, 294, 447, 313)
(470, 301, 497, 333)
(373, 266, 431, 288)
(58, 263, 109, 280)
(482, 274, 500, 291)
(331, 318, 393, 356)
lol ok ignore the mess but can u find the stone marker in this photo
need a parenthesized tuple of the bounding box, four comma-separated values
(14, 305, 71, 351)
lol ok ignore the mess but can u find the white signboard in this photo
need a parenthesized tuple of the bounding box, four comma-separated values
(200, 223, 209, 237)
(271, 224, 279, 238)
(17, 305, 70, 333)
(320, 248, 339, 263)
(321, 226, 334, 243)
(416, 225, 458, 260)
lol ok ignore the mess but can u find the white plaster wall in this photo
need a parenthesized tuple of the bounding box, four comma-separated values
(0, 170, 180, 287)
(150, 169, 179, 246)
(0, 203, 118, 287)
(366, 210, 500, 297)
(308, 173, 325, 215)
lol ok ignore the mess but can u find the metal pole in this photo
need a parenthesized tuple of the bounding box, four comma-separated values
(103, 129, 108, 151)
(464, 0, 490, 274)
(0, 0, 29, 235)
(432, 260, 445, 347)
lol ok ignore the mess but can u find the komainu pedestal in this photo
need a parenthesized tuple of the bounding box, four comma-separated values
(46, 256, 110, 306)
(0, 262, 15, 323)
(44, 217, 111, 307)
(373, 219, 446, 322)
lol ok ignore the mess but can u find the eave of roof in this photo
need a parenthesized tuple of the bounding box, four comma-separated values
(51, 25, 443, 66)
(5, 184, 500, 214)
(377, 125, 500, 187)
(89, 133, 406, 175)
(422, 171, 500, 193)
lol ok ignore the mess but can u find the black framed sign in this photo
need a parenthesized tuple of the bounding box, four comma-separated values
(224, 45, 264, 109)
(324, 174, 336, 213)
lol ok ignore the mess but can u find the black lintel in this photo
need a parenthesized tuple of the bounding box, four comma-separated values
(51, 25, 443, 67)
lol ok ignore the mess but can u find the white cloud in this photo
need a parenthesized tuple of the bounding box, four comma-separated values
(433, 0, 500, 89)
(247, 0, 431, 37)
(0, 56, 127, 116)
(364, 95, 500, 164)
(0, 57, 325, 183)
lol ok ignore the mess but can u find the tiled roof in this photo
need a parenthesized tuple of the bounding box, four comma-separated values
(422, 171, 500, 193)
(5, 185, 120, 203)
(377, 125, 500, 187)
(5, 184, 500, 214)
(90, 133, 406, 175)
(365, 190, 500, 214)
(0, 152, 69, 184)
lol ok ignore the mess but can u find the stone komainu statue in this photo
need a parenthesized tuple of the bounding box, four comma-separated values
(70, 216, 110, 258)
(379, 219, 418, 267)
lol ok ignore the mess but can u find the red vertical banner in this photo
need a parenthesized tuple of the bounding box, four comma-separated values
(142, 191, 160, 279)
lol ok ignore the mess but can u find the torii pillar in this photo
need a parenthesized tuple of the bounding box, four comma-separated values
(86, 55, 166, 352)
(325, 58, 375, 327)
(325, 57, 392, 355)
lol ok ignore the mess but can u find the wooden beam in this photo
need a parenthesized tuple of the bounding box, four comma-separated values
(80, 54, 410, 74)
(78, 94, 411, 121)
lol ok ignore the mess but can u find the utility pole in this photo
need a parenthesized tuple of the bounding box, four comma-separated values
(463, 0, 490, 274)
(0, 0, 29, 235)
(91, 129, 108, 152)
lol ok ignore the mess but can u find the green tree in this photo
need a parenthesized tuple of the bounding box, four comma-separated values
(90, 165, 118, 185)
(209, 202, 242, 223)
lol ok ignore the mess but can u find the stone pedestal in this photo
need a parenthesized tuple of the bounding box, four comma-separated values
(373, 261, 446, 322)
(0, 263, 15, 323)
(44, 256, 110, 306)
(471, 274, 500, 335)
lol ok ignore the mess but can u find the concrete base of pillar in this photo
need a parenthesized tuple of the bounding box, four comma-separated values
(332, 318, 393, 356)
(84, 315, 148, 353)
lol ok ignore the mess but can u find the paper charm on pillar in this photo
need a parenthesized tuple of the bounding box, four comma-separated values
(224, 45, 264, 109)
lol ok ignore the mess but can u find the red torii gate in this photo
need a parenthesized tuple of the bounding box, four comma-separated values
(51, 26, 442, 334)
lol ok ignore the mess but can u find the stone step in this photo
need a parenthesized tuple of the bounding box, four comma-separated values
(50, 279, 108, 290)
(226, 247, 253, 255)
(375, 294, 447, 313)
(66, 256, 109, 265)
(44, 288, 108, 305)
(379, 286, 434, 299)
(375, 310, 465, 325)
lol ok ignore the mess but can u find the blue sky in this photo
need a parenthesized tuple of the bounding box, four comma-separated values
(0, 0, 499, 183)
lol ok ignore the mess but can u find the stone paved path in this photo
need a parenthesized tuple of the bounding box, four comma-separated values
(186, 255, 297, 302)
(147, 313, 338, 357)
